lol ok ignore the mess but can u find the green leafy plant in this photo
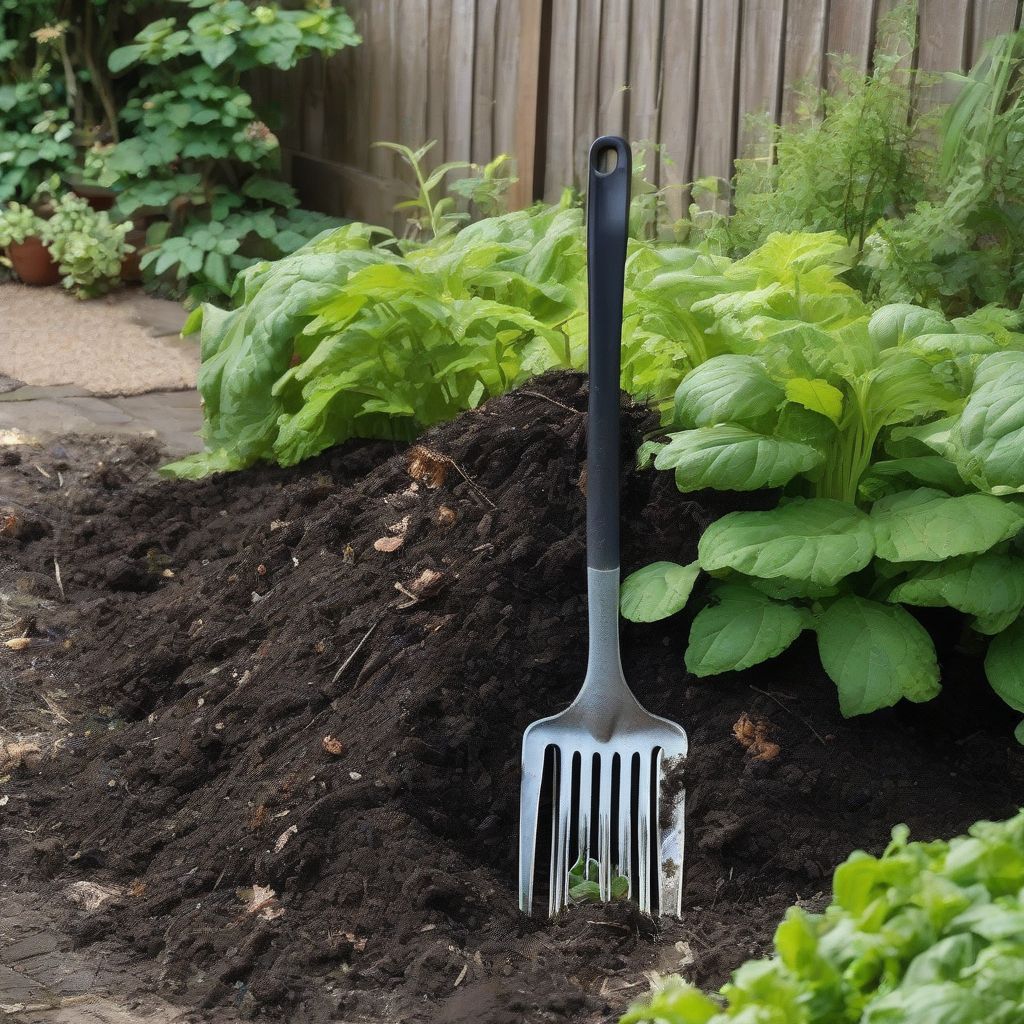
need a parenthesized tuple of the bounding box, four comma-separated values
(702, 4, 931, 259)
(105, 0, 360, 300)
(619, 230, 1024, 728)
(0, 200, 45, 246)
(40, 191, 132, 297)
(621, 810, 1024, 1024)
(568, 856, 629, 904)
(162, 199, 589, 477)
(862, 29, 1024, 314)
(377, 141, 517, 241)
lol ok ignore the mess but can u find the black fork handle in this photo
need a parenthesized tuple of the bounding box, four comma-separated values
(586, 136, 631, 572)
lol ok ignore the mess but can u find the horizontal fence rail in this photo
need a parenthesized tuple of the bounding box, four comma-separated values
(253, 0, 1024, 229)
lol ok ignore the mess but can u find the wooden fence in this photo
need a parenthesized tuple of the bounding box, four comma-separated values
(257, 0, 1024, 228)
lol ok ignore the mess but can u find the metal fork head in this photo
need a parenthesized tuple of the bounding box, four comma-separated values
(518, 699, 688, 918)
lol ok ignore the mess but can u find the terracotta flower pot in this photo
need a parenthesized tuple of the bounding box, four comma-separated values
(7, 236, 60, 286)
(66, 177, 118, 212)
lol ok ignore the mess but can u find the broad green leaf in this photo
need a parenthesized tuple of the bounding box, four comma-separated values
(817, 596, 940, 716)
(784, 377, 844, 424)
(953, 351, 1024, 493)
(985, 618, 1024, 713)
(685, 582, 806, 676)
(889, 554, 1024, 622)
(871, 488, 1024, 563)
(655, 426, 822, 492)
(858, 456, 969, 502)
(620, 561, 700, 622)
(699, 498, 875, 586)
(869, 303, 954, 349)
(672, 354, 783, 427)
(1016, 720, 1024, 745)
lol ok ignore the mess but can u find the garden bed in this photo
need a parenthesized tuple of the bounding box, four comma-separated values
(1, 371, 1022, 1023)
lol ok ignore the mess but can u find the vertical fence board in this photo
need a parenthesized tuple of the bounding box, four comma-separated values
(917, 0, 971, 109)
(658, 0, 702, 217)
(597, 0, 630, 134)
(781, 0, 828, 123)
(574, 0, 604, 186)
(825, 1, 877, 88)
(628, 0, 663, 143)
(543, 0, 580, 199)
(737, 0, 786, 156)
(444, 0, 475, 163)
(471, 0, 498, 163)
(692, 0, 741, 188)
(971, 0, 1019, 62)
(510, 0, 544, 208)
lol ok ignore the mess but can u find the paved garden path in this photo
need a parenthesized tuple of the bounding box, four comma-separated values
(0, 284, 203, 458)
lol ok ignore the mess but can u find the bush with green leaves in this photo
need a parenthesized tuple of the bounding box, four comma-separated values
(619, 230, 1024, 733)
(686, 7, 1024, 318)
(621, 810, 1024, 1024)
(861, 29, 1024, 314)
(105, 0, 360, 301)
(41, 192, 132, 297)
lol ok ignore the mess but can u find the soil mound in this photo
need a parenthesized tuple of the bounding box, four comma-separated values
(2, 371, 1022, 1023)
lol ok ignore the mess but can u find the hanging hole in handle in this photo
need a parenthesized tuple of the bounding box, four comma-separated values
(594, 144, 619, 175)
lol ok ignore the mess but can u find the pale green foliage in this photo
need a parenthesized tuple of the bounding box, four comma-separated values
(622, 811, 1024, 1024)
(39, 192, 132, 297)
(0, 199, 44, 245)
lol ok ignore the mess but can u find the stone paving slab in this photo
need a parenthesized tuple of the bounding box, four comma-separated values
(1, 889, 201, 1023)
(0, 386, 203, 458)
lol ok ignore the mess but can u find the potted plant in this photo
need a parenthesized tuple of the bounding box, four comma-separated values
(41, 193, 134, 298)
(0, 202, 59, 286)
(65, 143, 122, 212)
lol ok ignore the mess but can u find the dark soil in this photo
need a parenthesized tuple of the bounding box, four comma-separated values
(1, 371, 1022, 1023)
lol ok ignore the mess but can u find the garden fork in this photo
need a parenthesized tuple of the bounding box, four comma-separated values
(518, 137, 688, 918)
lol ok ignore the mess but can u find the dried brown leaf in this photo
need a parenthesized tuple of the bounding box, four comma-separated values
(407, 445, 449, 488)
(437, 505, 457, 525)
(373, 535, 404, 553)
(732, 712, 780, 761)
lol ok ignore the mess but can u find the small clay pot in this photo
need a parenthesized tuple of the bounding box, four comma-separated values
(66, 177, 118, 212)
(7, 236, 60, 286)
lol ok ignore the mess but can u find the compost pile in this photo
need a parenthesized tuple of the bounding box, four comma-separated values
(2, 371, 1022, 1024)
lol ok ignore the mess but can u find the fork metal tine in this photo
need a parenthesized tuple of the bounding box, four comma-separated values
(597, 753, 614, 900)
(577, 750, 593, 873)
(549, 747, 574, 915)
(636, 751, 652, 915)
(618, 751, 633, 899)
(518, 731, 548, 914)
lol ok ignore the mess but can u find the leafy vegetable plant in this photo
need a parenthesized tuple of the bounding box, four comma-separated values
(621, 810, 1024, 1024)
(620, 230, 1024, 728)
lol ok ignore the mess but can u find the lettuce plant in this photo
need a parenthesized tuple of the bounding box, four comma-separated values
(621, 233, 1024, 728)
(621, 810, 1024, 1024)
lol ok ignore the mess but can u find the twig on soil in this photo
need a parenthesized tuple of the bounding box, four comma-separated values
(749, 686, 826, 745)
(53, 558, 65, 601)
(519, 389, 583, 417)
(331, 620, 380, 684)
(443, 455, 496, 509)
